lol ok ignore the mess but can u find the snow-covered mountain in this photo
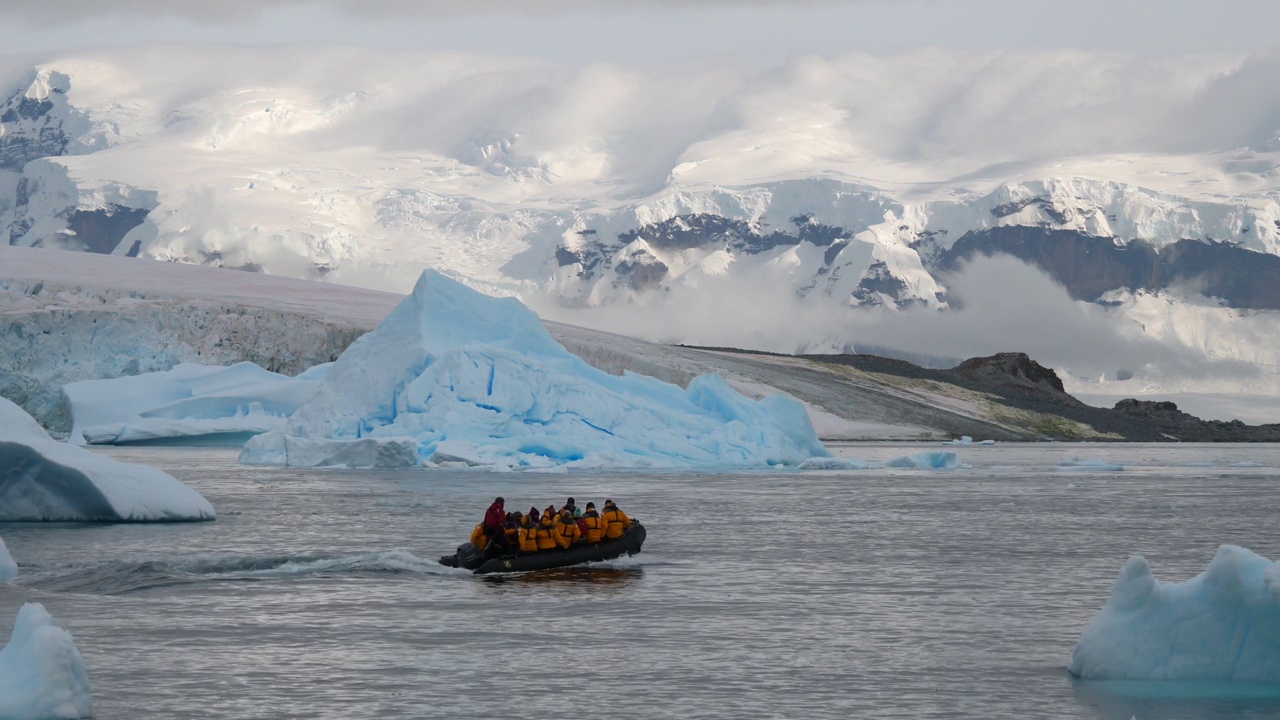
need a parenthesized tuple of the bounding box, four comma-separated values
(1, 46, 1279, 415)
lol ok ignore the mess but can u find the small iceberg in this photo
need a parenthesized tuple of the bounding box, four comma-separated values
(0, 535, 14, 581)
(0, 603, 93, 720)
(0, 397, 216, 522)
(1069, 545, 1280, 681)
(885, 451, 962, 469)
(798, 456, 870, 470)
(242, 271, 828, 469)
(1058, 457, 1123, 471)
(944, 436, 993, 446)
(64, 362, 329, 446)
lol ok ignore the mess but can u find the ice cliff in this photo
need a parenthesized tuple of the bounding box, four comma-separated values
(0, 603, 93, 720)
(0, 396, 215, 521)
(241, 270, 829, 469)
(1069, 545, 1280, 681)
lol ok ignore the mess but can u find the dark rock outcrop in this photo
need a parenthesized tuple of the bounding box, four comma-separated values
(1112, 399, 1280, 442)
(952, 352, 1067, 395)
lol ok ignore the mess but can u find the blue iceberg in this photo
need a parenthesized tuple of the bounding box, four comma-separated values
(0, 604, 93, 720)
(1070, 545, 1280, 681)
(241, 271, 829, 469)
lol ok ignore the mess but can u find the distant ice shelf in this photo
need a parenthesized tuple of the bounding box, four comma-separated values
(241, 270, 830, 469)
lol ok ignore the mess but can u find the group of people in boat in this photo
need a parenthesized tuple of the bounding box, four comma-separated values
(469, 496, 632, 554)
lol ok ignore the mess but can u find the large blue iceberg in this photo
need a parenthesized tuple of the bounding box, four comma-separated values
(1070, 545, 1280, 681)
(241, 271, 829, 469)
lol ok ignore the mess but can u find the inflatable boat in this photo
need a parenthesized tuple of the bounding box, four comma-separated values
(439, 522, 646, 574)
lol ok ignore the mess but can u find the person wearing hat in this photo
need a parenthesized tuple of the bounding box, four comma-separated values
(579, 501, 604, 543)
(482, 497, 507, 550)
(564, 497, 584, 519)
(554, 508, 583, 549)
(601, 499, 632, 540)
(533, 512, 558, 551)
(518, 511, 540, 553)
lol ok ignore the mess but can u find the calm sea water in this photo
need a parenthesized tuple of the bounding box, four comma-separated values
(4, 443, 1280, 720)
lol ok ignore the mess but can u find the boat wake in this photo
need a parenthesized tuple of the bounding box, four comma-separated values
(16, 549, 467, 595)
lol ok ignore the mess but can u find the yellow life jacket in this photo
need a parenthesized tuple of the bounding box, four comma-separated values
(470, 523, 489, 548)
(601, 506, 631, 540)
(580, 511, 604, 543)
(518, 525, 539, 553)
(555, 518, 581, 549)
(534, 523, 558, 551)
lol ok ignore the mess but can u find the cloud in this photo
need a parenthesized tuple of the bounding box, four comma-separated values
(535, 254, 1258, 388)
(2, 0, 868, 24)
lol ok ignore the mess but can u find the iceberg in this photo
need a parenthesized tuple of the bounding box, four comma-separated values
(241, 271, 829, 469)
(0, 535, 14, 581)
(0, 603, 93, 720)
(1058, 457, 1124, 471)
(884, 451, 961, 469)
(798, 456, 870, 470)
(1069, 545, 1280, 681)
(64, 362, 330, 445)
(0, 397, 216, 522)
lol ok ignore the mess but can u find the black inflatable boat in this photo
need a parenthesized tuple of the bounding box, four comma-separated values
(439, 522, 646, 575)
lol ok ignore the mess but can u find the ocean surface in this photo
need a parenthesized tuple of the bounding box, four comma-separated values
(4, 442, 1280, 720)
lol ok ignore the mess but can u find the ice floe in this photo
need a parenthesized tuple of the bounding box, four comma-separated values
(1070, 545, 1280, 681)
(0, 535, 14, 581)
(0, 603, 93, 720)
(0, 396, 216, 522)
(64, 362, 329, 446)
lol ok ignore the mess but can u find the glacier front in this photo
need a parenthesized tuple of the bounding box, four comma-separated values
(241, 270, 829, 469)
(0, 603, 93, 720)
(1069, 545, 1280, 681)
(0, 396, 216, 522)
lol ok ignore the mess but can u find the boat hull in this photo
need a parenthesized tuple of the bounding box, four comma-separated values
(439, 522, 646, 574)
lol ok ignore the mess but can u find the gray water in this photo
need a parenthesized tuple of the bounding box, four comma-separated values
(4, 443, 1280, 720)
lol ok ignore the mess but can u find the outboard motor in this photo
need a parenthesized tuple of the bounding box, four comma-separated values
(452, 542, 484, 570)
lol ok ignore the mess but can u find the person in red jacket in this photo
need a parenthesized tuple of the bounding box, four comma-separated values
(482, 497, 506, 548)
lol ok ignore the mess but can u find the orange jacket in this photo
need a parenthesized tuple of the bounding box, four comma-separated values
(555, 516, 582, 549)
(534, 521, 559, 551)
(601, 504, 631, 540)
(579, 510, 605, 543)
(469, 523, 489, 548)
(518, 525, 539, 553)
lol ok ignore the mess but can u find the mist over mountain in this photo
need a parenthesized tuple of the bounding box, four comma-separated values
(1, 45, 1278, 419)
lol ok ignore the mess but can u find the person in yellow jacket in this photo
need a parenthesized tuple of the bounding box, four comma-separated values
(579, 502, 605, 543)
(554, 509, 582, 549)
(518, 513, 539, 553)
(533, 514, 559, 551)
(601, 499, 632, 540)
(469, 523, 489, 549)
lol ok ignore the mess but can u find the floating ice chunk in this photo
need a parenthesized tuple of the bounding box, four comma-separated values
(64, 362, 329, 446)
(885, 451, 961, 469)
(1070, 545, 1280, 681)
(0, 603, 93, 720)
(946, 436, 974, 445)
(242, 271, 828, 469)
(798, 456, 869, 470)
(1058, 457, 1124, 471)
(0, 397, 215, 522)
(0, 535, 14, 581)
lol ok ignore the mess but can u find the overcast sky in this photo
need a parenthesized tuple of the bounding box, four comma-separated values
(2, 0, 1278, 64)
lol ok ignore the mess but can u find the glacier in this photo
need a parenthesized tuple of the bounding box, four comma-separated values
(0, 603, 93, 720)
(1069, 545, 1280, 682)
(241, 270, 829, 469)
(64, 362, 329, 445)
(0, 535, 14, 581)
(0, 396, 216, 522)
